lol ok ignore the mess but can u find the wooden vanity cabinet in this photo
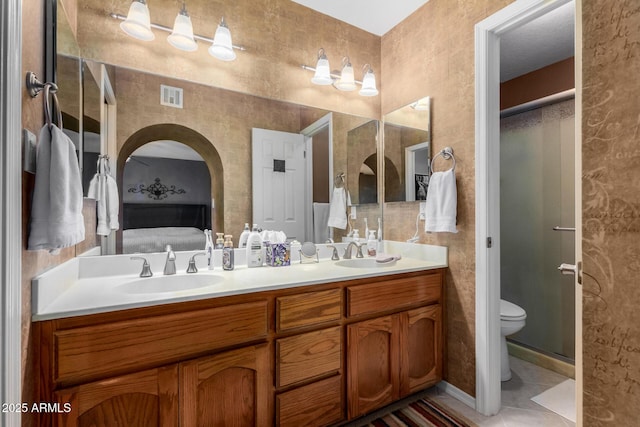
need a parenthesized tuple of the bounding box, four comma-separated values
(38, 269, 444, 427)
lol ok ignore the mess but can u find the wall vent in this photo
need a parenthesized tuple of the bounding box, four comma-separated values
(160, 84, 183, 108)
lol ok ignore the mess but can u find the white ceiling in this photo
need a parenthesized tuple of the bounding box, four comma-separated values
(291, 0, 430, 36)
(500, 1, 575, 81)
(132, 140, 204, 162)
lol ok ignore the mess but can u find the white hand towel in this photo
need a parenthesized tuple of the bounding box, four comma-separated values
(28, 124, 85, 253)
(327, 187, 349, 229)
(425, 168, 458, 233)
(88, 159, 120, 236)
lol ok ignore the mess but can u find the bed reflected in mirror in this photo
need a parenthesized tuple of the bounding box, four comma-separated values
(122, 141, 211, 253)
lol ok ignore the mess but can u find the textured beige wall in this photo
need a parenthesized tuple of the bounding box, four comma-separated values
(381, 0, 513, 396)
(78, 0, 380, 119)
(582, 1, 640, 425)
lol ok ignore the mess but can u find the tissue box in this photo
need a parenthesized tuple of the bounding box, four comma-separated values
(265, 242, 290, 266)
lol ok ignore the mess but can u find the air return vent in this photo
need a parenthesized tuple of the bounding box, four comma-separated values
(160, 84, 183, 108)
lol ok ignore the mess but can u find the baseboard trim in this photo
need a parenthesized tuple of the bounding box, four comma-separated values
(507, 341, 575, 379)
(437, 381, 476, 410)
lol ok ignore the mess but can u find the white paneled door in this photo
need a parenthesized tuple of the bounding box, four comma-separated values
(252, 128, 307, 242)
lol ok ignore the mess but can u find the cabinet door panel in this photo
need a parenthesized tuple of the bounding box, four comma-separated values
(347, 315, 400, 419)
(180, 344, 271, 427)
(400, 305, 442, 396)
(54, 365, 178, 427)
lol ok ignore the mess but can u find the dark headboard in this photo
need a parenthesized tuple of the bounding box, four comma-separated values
(123, 203, 210, 230)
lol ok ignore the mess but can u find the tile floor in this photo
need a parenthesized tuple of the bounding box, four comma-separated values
(427, 356, 576, 426)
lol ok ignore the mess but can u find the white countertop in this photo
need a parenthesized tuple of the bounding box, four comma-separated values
(32, 241, 448, 321)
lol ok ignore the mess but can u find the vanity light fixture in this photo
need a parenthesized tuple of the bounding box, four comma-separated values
(302, 49, 378, 96)
(359, 64, 379, 97)
(112, 2, 245, 60)
(120, 0, 154, 41)
(311, 48, 332, 85)
(167, 3, 197, 52)
(334, 57, 357, 91)
(208, 17, 236, 61)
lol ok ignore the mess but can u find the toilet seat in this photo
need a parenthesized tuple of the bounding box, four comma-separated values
(500, 299, 526, 321)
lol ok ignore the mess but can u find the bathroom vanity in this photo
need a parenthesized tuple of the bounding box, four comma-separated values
(32, 243, 446, 426)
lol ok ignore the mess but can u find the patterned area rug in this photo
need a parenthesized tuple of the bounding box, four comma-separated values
(367, 397, 475, 427)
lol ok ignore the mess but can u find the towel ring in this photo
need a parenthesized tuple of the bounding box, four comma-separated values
(334, 172, 345, 188)
(430, 147, 456, 173)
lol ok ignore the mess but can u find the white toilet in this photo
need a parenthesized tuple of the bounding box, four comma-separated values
(500, 299, 527, 381)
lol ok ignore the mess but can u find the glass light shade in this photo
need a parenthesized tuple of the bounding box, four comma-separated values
(359, 70, 378, 96)
(208, 19, 236, 61)
(311, 56, 332, 85)
(120, 0, 154, 41)
(167, 11, 197, 51)
(335, 63, 356, 91)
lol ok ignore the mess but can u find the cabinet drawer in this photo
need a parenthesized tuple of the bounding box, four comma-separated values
(276, 375, 343, 427)
(54, 300, 268, 385)
(276, 326, 341, 388)
(347, 272, 441, 317)
(276, 288, 341, 332)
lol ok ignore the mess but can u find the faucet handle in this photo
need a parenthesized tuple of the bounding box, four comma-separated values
(187, 252, 206, 274)
(355, 242, 364, 258)
(130, 256, 153, 278)
(326, 245, 340, 261)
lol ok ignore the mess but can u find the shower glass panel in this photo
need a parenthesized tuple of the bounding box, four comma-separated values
(500, 99, 575, 361)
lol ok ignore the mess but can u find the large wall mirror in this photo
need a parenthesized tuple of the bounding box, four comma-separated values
(383, 97, 431, 202)
(49, 0, 382, 254)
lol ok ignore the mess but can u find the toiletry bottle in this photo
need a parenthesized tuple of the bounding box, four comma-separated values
(377, 218, 384, 253)
(367, 230, 377, 256)
(215, 233, 224, 250)
(353, 229, 360, 242)
(364, 218, 369, 242)
(223, 235, 234, 270)
(238, 223, 251, 248)
(246, 224, 263, 268)
(204, 229, 214, 270)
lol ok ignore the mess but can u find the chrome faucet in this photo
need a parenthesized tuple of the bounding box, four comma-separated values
(326, 245, 340, 260)
(343, 241, 364, 259)
(164, 245, 176, 275)
(130, 256, 153, 278)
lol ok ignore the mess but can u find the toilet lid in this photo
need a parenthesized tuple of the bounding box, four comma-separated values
(500, 299, 526, 320)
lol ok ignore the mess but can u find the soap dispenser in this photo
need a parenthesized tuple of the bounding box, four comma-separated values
(215, 233, 224, 250)
(246, 224, 263, 268)
(238, 223, 251, 248)
(223, 235, 234, 270)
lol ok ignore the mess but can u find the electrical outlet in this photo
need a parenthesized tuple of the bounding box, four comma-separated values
(350, 206, 357, 219)
(419, 202, 426, 220)
(22, 129, 36, 174)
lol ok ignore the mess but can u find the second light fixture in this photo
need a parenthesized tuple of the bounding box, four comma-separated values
(306, 48, 378, 97)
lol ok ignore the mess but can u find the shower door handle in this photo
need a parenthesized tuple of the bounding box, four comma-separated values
(557, 261, 582, 284)
(553, 226, 575, 232)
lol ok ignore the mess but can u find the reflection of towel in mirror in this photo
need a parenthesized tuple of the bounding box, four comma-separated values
(313, 203, 330, 242)
(425, 168, 458, 233)
(28, 124, 85, 253)
(327, 187, 350, 229)
(88, 158, 120, 236)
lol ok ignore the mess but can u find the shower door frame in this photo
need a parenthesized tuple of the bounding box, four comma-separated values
(474, 0, 582, 421)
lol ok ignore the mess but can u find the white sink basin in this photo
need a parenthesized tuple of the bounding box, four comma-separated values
(117, 275, 224, 294)
(334, 258, 397, 269)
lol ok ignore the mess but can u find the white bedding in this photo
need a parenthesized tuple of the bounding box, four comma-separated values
(123, 227, 206, 254)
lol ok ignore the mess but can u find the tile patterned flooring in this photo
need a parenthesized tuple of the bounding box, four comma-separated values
(427, 356, 576, 426)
